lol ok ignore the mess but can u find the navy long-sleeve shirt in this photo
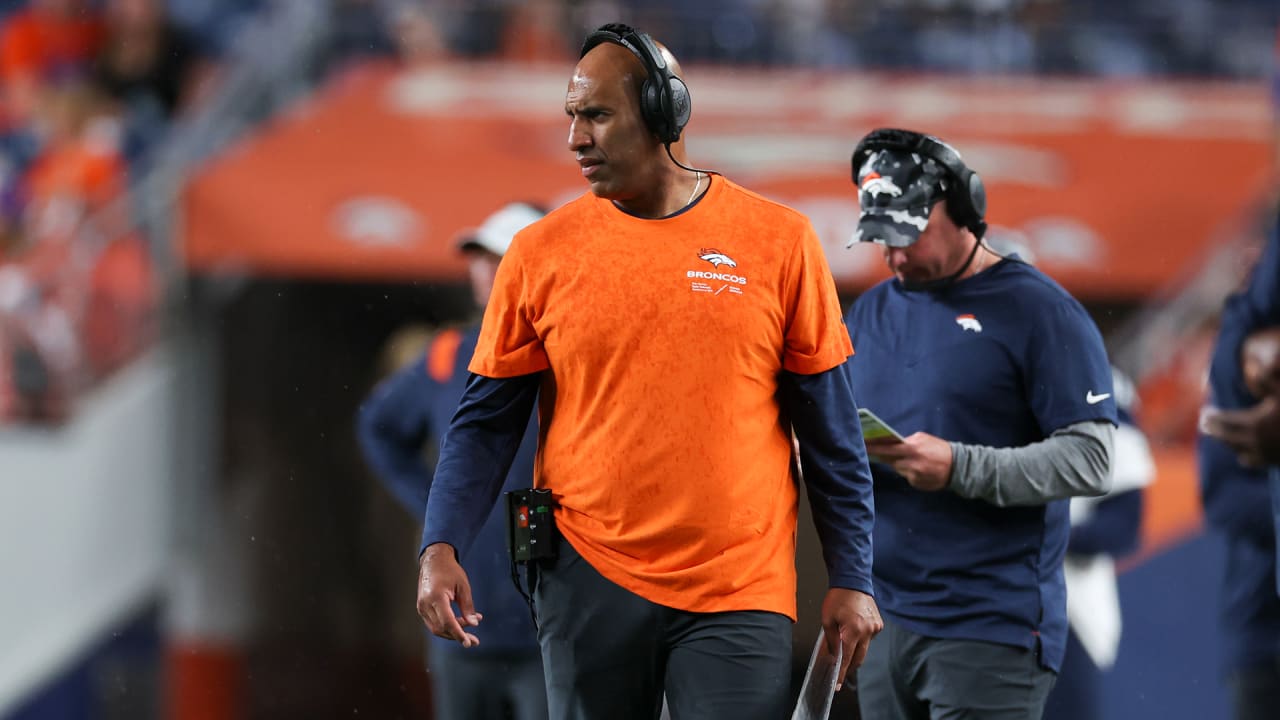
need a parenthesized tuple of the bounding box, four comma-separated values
(356, 326, 540, 655)
(422, 363, 877, 597)
(1201, 209, 1280, 672)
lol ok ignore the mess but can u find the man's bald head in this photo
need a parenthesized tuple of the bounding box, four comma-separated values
(574, 41, 647, 101)
(574, 37, 686, 96)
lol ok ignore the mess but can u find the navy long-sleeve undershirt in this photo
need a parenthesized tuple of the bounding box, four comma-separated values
(421, 365, 876, 595)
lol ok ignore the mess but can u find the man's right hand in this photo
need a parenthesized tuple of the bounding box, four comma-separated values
(821, 587, 883, 690)
(416, 543, 483, 648)
(1243, 327, 1280, 399)
(1201, 396, 1280, 468)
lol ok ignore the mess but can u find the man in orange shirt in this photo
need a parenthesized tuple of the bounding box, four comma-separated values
(415, 23, 881, 719)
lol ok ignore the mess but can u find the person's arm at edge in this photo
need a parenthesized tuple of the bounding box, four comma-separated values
(948, 420, 1114, 507)
(779, 363, 874, 596)
(420, 371, 540, 560)
(1209, 221, 1280, 411)
(355, 361, 433, 517)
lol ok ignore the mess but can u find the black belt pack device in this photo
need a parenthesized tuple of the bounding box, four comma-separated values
(506, 488, 557, 562)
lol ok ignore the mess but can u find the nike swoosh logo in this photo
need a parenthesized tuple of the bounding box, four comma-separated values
(1086, 391, 1111, 405)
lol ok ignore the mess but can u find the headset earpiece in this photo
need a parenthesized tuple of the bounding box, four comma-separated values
(580, 23, 691, 145)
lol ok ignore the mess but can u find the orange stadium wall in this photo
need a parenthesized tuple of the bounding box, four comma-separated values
(182, 61, 1274, 302)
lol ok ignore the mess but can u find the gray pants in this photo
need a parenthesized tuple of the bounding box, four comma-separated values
(533, 537, 792, 720)
(858, 618, 1056, 720)
(427, 644, 549, 720)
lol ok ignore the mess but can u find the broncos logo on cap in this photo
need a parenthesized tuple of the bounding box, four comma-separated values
(860, 171, 903, 199)
(699, 248, 737, 268)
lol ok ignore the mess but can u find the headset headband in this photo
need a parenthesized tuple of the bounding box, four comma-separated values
(579, 23, 690, 145)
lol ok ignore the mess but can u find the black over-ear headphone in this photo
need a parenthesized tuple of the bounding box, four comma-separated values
(851, 128, 988, 239)
(580, 23, 691, 146)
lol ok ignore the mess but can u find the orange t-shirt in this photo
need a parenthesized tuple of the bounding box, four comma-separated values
(470, 176, 852, 620)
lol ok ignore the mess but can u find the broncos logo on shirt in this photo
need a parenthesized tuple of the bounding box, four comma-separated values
(699, 248, 737, 268)
(955, 314, 983, 332)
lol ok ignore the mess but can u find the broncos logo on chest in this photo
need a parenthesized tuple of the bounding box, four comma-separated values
(699, 248, 737, 268)
(955, 314, 983, 333)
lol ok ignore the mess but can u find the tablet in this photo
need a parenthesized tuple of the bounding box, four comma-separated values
(858, 407, 905, 442)
(791, 632, 843, 720)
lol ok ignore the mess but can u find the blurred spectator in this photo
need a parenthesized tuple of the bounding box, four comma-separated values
(22, 79, 126, 239)
(0, 154, 25, 254)
(498, 0, 571, 63)
(305, 0, 1279, 79)
(164, 0, 263, 57)
(81, 231, 156, 378)
(93, 0, 208, 162)
(328, 0, 451, 71)
(756, 0, 859, 67)
(0, 261, 78, 422)
(0, 0, 103, 128)
(387, 1, 450, 67)
(0, 0, 25, 21)
(328, 0, 401, 66)
(0, 75, 147, 423)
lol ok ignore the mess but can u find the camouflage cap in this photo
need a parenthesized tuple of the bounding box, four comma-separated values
(850, 148, 948, 248)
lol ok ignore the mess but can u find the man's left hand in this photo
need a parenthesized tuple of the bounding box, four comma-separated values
(820, 588, 883, 691)
(1201, 396, 1280, 467)
(865, 432, 953, 491)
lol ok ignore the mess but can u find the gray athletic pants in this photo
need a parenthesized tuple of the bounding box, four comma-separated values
(532, 536, 792, 720)
(857, 618, 1056, 720)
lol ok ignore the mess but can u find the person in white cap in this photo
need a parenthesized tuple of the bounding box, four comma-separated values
(356, 201, 548, 720)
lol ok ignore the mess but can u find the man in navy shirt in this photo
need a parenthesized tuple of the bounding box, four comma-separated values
(356, 202, 548, 720)
(843, 128, 1116, 720)
(1200, 209, 1280, 719)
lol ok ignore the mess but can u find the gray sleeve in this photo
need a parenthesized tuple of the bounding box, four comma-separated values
(947, 421, 1114, 507)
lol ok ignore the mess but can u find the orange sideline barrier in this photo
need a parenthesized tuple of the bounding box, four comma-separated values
(183, 61, 1273, 297)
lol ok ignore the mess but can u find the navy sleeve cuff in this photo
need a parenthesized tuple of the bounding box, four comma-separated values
(827, 573, 875, 597)
(779, 364, 876, 591)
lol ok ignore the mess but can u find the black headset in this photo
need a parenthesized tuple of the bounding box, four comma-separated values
(851, 128, 988, 239)
(579, 23, 691, 146)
